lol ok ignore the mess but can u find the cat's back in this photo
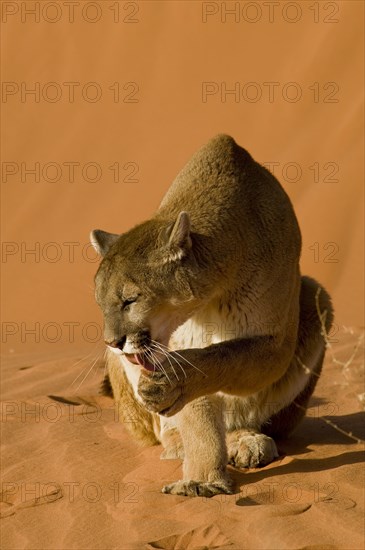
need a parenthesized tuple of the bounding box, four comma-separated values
(157, 135, 300, 250)
(158, 134, 250, 219)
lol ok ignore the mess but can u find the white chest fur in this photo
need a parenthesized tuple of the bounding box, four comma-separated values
(171, 299, 248, 350)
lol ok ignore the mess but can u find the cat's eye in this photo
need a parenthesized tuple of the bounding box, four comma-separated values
(121, 297, 138, 310)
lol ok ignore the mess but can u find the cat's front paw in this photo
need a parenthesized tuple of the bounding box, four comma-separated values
(137, 349, 206, 416)
(162, 478, 234, 498)
(137, 370, 184, 416)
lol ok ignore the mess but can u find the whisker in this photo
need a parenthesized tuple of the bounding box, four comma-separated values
(150, 339, 206, 377)
(149, 341, 187, 379)
(150, 340, 188, 379)
(72, 352, 102, 393)
(149, 342, 180, 381)
(147, 347, 169, 379)
(71, 347, 98, 370)
(150, 349, 173, 384)
(144, 347, 172, 384)
(102, 348, 109, 379)
(143, 346, 157, 374)
(68, 351, 99, 389)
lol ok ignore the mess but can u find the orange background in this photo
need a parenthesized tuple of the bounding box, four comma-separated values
(1, 0, 364, 356)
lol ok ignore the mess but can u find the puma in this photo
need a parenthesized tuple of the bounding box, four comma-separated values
(91, 135, 333, 497)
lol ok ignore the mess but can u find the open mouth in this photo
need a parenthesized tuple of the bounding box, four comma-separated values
(124, 353, 157, 372)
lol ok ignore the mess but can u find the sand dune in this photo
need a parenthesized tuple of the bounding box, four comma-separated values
(2, 1, 364, 548)
(1, 329, 364, 549)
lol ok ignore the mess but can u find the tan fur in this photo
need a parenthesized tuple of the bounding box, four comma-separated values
(107, 350, 160, 446)
(91, 135, 334, 497)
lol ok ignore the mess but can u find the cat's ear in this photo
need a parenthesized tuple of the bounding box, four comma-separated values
(90, 229, 119, 256)
(163, 211, 192, 262)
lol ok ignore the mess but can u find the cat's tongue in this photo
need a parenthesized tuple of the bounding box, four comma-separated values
(125, 353, 156, 372)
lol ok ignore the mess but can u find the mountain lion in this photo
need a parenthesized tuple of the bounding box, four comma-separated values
(91, 135, 333, 497)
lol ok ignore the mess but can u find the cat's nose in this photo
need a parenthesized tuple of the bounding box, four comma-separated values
(105, 336, 126, 350)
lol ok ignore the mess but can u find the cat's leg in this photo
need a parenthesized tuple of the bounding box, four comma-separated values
(227, 276, 333, 468)
(159, 416, 184, 460)
(226, 358, 322, 469)
(162, 395, 234, 497)
(226, 360, 322, 468)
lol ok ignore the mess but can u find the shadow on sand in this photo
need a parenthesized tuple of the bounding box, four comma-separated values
(229, 410, 365, 491)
